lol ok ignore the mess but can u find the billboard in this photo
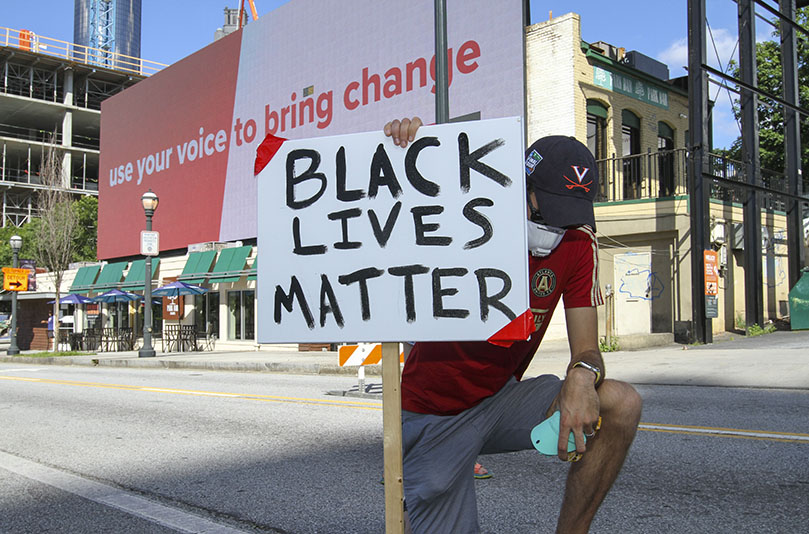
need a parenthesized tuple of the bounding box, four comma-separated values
(99, 0, 525, 259)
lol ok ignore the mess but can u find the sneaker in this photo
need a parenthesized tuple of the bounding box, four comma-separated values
(473, 463, 492, 479)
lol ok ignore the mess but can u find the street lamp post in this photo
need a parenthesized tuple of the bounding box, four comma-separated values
(7, 235, 22, 355)
(138, 190, 158, 358)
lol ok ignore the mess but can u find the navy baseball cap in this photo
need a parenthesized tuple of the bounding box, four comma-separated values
(524, 135, 598, 230)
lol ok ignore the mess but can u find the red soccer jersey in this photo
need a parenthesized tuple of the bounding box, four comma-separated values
(401, 226, 603, 415)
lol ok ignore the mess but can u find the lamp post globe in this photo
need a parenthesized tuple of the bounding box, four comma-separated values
(7, 235, 22, 355)
(138, 190, 158, 358)
(141, 190, 159, 213)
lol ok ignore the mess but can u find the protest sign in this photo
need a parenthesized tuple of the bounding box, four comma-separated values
(256, 117, 530, 343)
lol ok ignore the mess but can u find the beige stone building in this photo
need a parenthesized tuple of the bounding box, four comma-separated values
(526, 13, 794, 344)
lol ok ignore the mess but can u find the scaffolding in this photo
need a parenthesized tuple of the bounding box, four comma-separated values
(0, 26, 161, 228)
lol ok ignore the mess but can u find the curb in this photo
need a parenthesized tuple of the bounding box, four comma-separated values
(0, 355, 382, 376)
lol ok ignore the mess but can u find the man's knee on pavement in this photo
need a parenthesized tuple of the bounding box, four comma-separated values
(598, 379, 642, 425)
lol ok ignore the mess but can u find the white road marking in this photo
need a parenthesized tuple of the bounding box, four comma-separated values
(0, 450, 251, 533)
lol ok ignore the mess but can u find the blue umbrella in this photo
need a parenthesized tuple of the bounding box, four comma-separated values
(152, 281, 208, 297)
(92, 289, 143, 303)
(48, 294, 93, 305)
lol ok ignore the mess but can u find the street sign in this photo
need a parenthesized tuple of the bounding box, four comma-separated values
(704, 250, 719, 318)
(140, 230, 159, 256)
(2, 267, 30, 291)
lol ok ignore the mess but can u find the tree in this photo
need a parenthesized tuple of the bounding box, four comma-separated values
(72, 195, 98, 262)
(729, 7, 809, 175)
(35, 140, 78, 351)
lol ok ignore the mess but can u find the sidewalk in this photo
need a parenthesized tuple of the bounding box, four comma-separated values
(2, 330, 808, 390)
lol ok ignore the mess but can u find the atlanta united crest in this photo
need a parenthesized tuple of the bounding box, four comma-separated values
(531, 268, 556, 298)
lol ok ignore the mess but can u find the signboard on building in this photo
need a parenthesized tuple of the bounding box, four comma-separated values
(163, 296, 184, 321)
(98, 0, 525, 259)
(256, 118, 531, 343)
(704, 250, 719, 318)
(593, 66, 669, 109)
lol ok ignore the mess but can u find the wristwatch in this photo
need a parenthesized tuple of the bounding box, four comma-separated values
(569, 361, 603, 388)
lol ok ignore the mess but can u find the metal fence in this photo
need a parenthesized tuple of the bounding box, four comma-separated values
(595, 148, 688, 202)
(595, 148, 798, 212)
(1, 26, 166, 77)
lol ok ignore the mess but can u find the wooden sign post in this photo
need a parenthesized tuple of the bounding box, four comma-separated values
(255, 118, 529, 533)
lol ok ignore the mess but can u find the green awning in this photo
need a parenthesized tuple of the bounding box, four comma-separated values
(658, 121, 674, 139)
(208, 246, 252, 283)
(586, 99, 608, 119)
(69, 265, 101, 294)
(247, 255, 258, 281)
(120, 258, 161, 291)
(92, 261, 128, 290)
(178, 250, 216, 284)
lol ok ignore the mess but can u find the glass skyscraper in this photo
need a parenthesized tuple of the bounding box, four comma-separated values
(74, 0, 141, 67)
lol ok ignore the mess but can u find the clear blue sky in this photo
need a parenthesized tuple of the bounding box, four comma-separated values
(0, 1, 782, 149)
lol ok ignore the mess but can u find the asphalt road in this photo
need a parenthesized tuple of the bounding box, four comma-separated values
(0, 364, 807, 533)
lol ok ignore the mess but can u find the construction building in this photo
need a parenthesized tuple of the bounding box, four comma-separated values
(0, 21, 163, 349)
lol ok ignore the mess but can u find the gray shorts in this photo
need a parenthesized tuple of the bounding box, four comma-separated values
(402, 374, 563, 534)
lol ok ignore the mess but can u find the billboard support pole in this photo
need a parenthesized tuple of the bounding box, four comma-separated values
(434, 0, 449, 124)
(383, 3, 450, 531)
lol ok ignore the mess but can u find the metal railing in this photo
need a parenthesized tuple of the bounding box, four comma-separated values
(596, 149, 799, 211)
(1, 26, 167, 77)
(706, 153, 794, 212)
(0, 123, 99, 150)
(595, 148, 688, 202)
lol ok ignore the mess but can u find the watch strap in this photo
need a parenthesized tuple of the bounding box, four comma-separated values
(569, 360, 603, 388)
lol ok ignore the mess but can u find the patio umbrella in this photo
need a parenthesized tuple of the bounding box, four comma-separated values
(48, 293, 93, 305)
(152, 281, 208, 297)
(92, 289, 143, 303)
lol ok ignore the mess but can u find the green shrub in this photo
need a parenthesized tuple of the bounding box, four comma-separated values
(747, 323, 776, 337)
(599, 336, 620, 352)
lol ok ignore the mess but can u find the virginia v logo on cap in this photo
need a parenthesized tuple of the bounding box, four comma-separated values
(564, 166, 593, 192)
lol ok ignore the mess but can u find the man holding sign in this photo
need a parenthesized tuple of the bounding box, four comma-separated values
(385, 119, 642, 534)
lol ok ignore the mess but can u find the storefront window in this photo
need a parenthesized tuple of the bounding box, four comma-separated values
(228, 290, 255, 341)
(194, 292, 220, 336)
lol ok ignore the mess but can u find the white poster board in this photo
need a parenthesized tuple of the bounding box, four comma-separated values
(256, 117, 529, 343)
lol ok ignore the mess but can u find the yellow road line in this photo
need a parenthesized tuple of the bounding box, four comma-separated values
(0, 375, 381, 409)
(638, 423, 809, 443)
(3, 375, 808, 442)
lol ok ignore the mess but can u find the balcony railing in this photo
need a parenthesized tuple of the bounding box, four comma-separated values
(596, 149, 797, 212)
(0, 26, 166, 77)
(595, 148, 688, 203)
(0, 122, 99, 150)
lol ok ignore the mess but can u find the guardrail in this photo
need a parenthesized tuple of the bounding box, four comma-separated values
(1, 26, 167, 77)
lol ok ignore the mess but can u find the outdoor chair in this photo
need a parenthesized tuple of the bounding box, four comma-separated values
(195, 325, 217, 351)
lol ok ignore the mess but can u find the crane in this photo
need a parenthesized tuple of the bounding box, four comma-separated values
(238, 0, 259, 29)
